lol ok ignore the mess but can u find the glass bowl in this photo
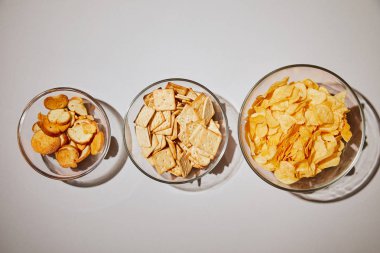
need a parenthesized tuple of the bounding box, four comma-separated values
(17, 87, 111, 180)
(238, 64, 365, 192)
(124, 78, 229, 184)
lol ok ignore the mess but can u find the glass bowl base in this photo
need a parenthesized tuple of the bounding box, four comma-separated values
(293, 91, 380, 202)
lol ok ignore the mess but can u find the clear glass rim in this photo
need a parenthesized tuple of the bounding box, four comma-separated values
(17, 87, 111, 181)
(124, 78, 230, 184)
(238, 64, 366, 193)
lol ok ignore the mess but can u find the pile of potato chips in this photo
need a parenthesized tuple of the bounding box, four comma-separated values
(245, 77, 352, 184)
(134, 82, 223, 178)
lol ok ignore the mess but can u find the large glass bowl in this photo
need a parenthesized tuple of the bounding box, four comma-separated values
(124, 78, 229, 184)
(17, 87, 111, 180)
(238, 64, 365, 192)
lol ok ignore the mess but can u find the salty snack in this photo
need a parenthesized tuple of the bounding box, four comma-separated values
(30, 94, 105, 168)
(134, 82, 223, 178)
(245, 77, 352, 184)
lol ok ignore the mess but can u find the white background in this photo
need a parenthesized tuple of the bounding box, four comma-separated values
(1, 0, 380, 252)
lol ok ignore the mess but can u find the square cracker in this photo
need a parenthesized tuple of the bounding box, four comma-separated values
(153, 89, 176, 111)
(135, 105, 155, 127)
(152, 148, 176, 174)
(208, 119, 221, 136)
(189, 127, 221, 157)
(141, 134, 159, 158)
(135, 126, 151, 148)
(201, 97, 215, 125)
(179, 154, 192, 177)
(166, 82, 188, 95)
(176, 104, 199, 129)
(153, 111, 171, 133)
(150, 111, 165, 130)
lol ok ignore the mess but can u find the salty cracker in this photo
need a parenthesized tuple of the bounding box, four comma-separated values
(153, 88, 176, 111)
(141, 134, 159, 158)
(153, 111, 171, 133)
(176, 104, 199, 129)
(201, 97, 215, 125)
(135, 125, 151, 148)
(208, 119, 221, 135)
(165, 82, 189, 95)
(135, 105, 155, 127)
(155, 113, 175, 136)
(166, 138, 177, 160)
(190, 127, 222, 157)
(186, 88, 198, 100)
(169, 166, 183, 177)
(149, 111, 165, 130)
(143, 92, 155, 108)
(152, 148, 176, 174)
(178, 154, 192, 177)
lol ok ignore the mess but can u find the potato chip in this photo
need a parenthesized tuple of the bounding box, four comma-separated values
(245, 77, 352, 184)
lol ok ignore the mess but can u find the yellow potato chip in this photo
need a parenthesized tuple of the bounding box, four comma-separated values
(245, 77, 351, 184)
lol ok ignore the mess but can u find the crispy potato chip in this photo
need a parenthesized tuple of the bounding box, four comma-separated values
(245, 77, 351, 184)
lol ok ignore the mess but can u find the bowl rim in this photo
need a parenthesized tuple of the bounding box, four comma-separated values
(124, 77, 229, 184)
(238, 64, 366, 192)
(17, 87, 111, 180)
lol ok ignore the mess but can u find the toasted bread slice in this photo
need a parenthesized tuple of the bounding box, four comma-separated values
(48, 109, 71, 125)
(44, 94, 69, 110)
(75, 145, 90, 163)
(31, 130, 61, 155)
(59, 133, 69, 147)
(38, 114, 61, 136)
(68, 97, 88, 116)
(67, 122, 94, 144)
(90, 131, 105, 155)
(32, 122, 41, 133)
(55, 145, 79, 168)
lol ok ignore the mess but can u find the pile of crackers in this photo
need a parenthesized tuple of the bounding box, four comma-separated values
(134, 82, 223, 178)
(31, 94, 105, 168)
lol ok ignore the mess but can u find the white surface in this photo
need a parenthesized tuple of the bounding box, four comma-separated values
(1, 0, 380, 252)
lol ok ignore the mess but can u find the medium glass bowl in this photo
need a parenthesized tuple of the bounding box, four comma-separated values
(17, 87, 111, 180)
(238, 64, 365, 192)
(124, 78, 229, 184)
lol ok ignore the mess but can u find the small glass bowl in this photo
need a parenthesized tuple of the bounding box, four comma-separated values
(124, 78, 229, 184)
(238, 64, 365, 192)
(17, 87, 111, 180)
